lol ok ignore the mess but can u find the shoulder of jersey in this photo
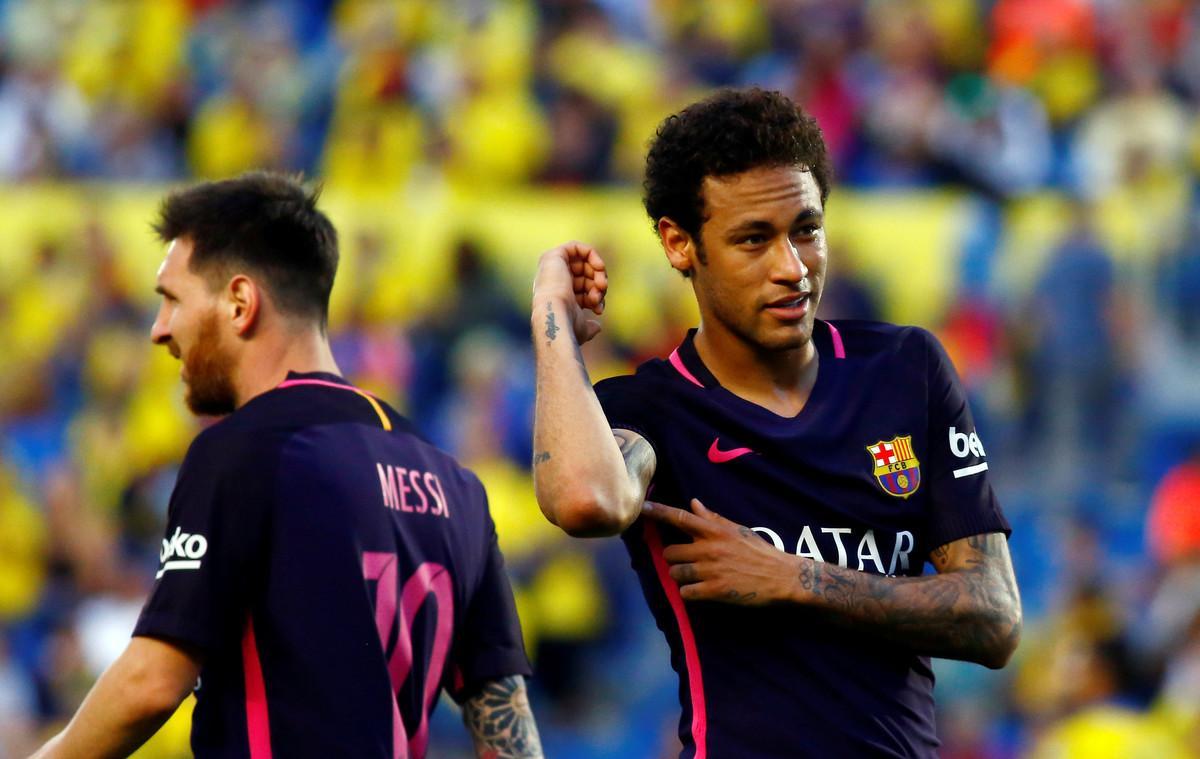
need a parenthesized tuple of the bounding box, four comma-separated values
(826, 319, 931, 361)
(202, 391, 481, 489)
(191, 386, 424, 448)
(183, 413, 261, 471)
(369, 404, 485, 497)
(593, 355, 677, 393)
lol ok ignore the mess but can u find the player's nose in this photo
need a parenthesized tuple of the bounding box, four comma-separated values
(150, 312, 171, 346)
(771, 238, 808, 284)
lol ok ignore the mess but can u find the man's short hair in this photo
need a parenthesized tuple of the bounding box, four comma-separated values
(153, 171, 339, 328)
(643, 87, 832, 243)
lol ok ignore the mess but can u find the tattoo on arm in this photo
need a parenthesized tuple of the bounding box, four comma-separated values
(462, 675, 544, 759)
(613, 429, 654, 484)
(542, 302, 591, 384)
(795, 533, 1021, 667)
(532, 451, 551, 466)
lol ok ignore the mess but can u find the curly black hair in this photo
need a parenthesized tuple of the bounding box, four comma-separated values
(643, 87, 831, 248)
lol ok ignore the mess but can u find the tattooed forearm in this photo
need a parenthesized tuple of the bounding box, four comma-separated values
(613, 429, 654, 483)
(536, 302, 591, 384)
(532, 451, 551, 466)
(795, 533, 1021, 668)
(462, 676, 544, 759)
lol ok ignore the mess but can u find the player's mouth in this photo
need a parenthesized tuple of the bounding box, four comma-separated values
(764, 292, 811, 321)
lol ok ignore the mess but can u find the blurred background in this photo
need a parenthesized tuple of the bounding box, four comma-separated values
(1, 0, 1199, 756)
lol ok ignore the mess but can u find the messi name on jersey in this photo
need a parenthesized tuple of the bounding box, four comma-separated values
(867, 435, 921, 498)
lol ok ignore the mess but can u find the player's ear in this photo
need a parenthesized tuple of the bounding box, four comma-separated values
(659, 217, 696, 276)
(227, 274, 261, 337)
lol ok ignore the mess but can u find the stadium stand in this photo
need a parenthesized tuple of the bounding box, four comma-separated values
(1, 1, 1199, 756)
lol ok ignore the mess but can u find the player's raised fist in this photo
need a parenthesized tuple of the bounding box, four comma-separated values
(531, 241, 608, 344)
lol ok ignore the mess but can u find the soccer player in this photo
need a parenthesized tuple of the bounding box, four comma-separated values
(530, 89, 1021, 757)
(33, 173, 542, 759)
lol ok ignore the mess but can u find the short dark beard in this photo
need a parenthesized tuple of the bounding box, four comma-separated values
(182, 312, 237, 416)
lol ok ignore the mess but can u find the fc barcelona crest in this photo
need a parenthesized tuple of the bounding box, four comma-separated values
(867, 435, 921, 498)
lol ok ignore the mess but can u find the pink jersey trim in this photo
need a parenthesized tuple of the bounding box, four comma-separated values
(827, 322, 846, 359)
(278, 378, 352, 391)
(277, 378, 392, 430)
(668, 348, 705, 388)
(644, 520, 707, 758)
(242, 615, 273, 759)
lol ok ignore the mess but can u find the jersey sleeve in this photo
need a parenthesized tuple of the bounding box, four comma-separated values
(445, 486, 531, 701)
(133, 427, 271, 653)
(921, 329, 1011, 550)
(593, 375, 660, 458)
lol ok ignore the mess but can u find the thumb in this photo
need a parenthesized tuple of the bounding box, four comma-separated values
(581, 319, 603, 343)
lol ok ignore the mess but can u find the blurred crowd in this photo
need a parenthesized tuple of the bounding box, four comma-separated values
(2, 0, 1200, 757)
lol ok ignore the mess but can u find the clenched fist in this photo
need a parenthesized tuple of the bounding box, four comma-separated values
(531, 241, 608, 345)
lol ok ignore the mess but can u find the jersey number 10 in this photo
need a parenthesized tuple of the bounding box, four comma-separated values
(362, 552, 455, 759)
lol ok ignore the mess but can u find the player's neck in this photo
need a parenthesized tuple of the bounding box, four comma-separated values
(231, 327, 342, 409)
(693, 324, 819, 417)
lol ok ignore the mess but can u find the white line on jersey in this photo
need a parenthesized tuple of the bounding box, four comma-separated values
(156, 560, 202, 579)
(952, 462, 989, 479)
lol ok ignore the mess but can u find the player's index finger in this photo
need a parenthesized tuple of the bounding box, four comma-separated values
(643, 501, 707, 534)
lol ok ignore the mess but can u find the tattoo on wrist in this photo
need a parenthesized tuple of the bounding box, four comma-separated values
(533, 451, 551, 466)
(544, 307, 559, 343)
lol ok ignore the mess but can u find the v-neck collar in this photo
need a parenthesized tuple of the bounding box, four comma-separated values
(671, 320, 840, 426)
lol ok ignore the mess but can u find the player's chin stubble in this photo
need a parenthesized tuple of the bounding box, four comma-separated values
(182, 312, 237, 417)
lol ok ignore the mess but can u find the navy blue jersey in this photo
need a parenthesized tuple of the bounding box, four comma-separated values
(134, 372, 529, 759)
(595, 320, 1009, 759)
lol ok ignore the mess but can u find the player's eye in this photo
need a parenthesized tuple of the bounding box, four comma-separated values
(791, 224, 820, 239)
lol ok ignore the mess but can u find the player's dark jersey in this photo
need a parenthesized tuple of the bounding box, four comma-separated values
(595, 320, 1009, 759)
(134, 371, 529, 759)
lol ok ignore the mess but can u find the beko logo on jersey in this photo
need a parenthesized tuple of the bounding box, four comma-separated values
(949, 427, 985, 458)
(157, 527, 208, 579)
(948, 426, 989, 478)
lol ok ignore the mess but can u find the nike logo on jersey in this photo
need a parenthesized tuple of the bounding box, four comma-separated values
(708, 438, 754, 463)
